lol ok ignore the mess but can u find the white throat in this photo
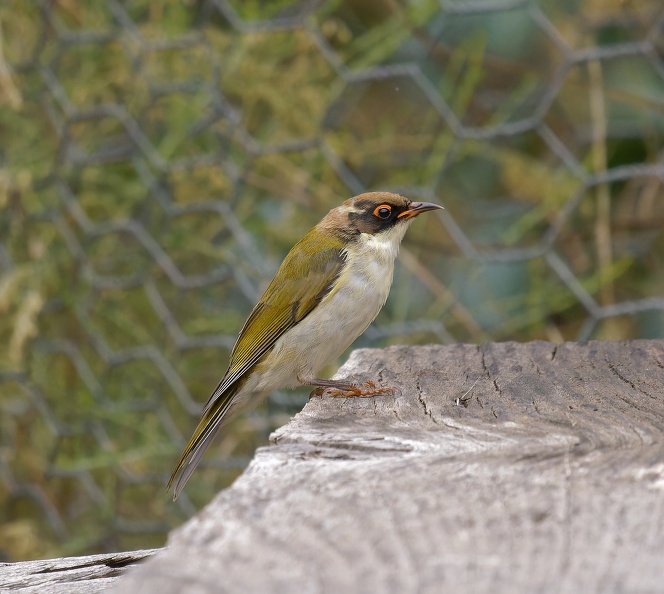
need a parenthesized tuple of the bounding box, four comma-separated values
(351, 220, 412, 266)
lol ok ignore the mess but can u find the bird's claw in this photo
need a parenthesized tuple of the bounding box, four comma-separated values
(310, 380, 396, 399)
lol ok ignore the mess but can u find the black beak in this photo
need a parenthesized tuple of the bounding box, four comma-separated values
(397, 201, 444, 220)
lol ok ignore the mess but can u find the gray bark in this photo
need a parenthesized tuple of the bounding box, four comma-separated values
(4, 340, 664, 593)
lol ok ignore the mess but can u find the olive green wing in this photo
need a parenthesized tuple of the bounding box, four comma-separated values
(203, 230, 347, 411)
(168, 230, 346, 499)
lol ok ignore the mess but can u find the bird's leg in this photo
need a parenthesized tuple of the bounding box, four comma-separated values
(298, 375, 395, 399)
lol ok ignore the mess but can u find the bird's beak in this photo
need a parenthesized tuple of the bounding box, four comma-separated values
(397, 201, 444, 220)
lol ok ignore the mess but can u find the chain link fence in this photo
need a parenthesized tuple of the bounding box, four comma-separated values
(1, 0, 663, 561)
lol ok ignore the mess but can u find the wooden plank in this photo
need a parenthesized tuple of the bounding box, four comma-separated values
(0, 550, 158, 593)
(112, 340, 664, 594)
(5, 340, 664, 593)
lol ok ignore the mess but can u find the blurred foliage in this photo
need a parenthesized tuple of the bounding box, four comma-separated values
(1, 0, 663, 561)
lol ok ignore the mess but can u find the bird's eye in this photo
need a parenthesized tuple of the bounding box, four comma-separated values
(373, 204, 392, 219)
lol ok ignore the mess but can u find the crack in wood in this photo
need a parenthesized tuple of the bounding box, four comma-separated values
(551, 345, 558, 361)
(492, 379, 502, 395)
(607, 360, 660, 401)
(416, 378, 438, 424)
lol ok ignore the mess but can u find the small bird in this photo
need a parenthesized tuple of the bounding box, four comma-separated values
(168, 192, 443, 499)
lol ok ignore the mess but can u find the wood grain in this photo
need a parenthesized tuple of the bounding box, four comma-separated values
(0, 550, 158, 593)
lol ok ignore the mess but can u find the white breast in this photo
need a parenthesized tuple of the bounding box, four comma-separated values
(254, 223, 412, 391)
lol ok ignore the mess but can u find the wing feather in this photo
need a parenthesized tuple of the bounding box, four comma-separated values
(203, 230, 346, 411)
(169, 229, 346, 498)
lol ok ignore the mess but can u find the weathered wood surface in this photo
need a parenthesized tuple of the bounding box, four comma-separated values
(5, 340, 664, 593)
(111, 340, 664, 594)
(0, 549, 158, 593)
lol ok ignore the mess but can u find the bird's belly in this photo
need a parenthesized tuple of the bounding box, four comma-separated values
(255, 262, 393, 391)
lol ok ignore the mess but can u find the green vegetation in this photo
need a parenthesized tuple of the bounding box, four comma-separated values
(1, 0, 663, 561)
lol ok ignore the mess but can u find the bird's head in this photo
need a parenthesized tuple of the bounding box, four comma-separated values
(319, 192, 444, 242)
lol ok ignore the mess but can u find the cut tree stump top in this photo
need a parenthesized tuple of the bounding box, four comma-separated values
(3, 340, 664, 593)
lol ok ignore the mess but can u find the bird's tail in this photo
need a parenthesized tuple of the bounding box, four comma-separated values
(167, 383, 240, 500)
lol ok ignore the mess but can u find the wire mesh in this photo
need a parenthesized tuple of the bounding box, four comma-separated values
(1, 0, 663, 561)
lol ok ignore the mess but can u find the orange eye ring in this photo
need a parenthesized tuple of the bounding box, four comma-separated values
(373, 204, 392, 219)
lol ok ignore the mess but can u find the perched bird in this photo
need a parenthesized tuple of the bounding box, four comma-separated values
(168, 192, 443, 499)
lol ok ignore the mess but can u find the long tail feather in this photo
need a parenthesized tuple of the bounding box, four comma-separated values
(168, 384, 240, 500)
